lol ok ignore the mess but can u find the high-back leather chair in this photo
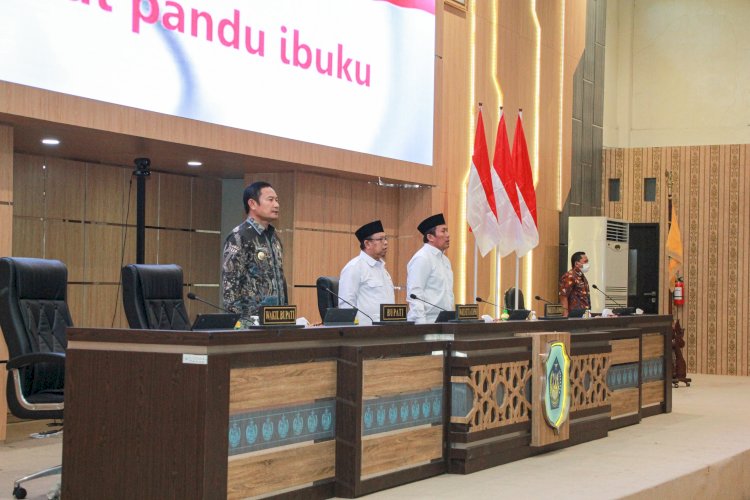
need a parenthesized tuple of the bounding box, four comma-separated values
(0, 257, 68, 498)
(315, 276, 339, 323)
(504, 287, 525, 311)
(121, 264, 190, 330)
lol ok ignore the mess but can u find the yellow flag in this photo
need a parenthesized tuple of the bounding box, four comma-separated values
(666, 205, 683, 291)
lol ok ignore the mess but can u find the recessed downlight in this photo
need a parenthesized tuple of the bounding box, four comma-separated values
(41, 138, 60, 146)
(187, 161, 203, 167)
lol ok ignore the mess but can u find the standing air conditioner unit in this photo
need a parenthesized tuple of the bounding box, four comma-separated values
(568, 217, 629, 313)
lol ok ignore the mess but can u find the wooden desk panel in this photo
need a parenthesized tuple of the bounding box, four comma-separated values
(61, 316, 673, 498)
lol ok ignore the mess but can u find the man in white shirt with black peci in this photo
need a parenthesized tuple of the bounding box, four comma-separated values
(406, 213, 454, 324)
(338, 220, 395, 325)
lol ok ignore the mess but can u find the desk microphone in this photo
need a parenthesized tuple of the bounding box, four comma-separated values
(534, 295, 552, 305)
(187, 292, 233, 313)
(409, 294, 449, 311)
(591, 284, 625, 308)
(475, 296, 498, 307)
(317, 285, 375, 324)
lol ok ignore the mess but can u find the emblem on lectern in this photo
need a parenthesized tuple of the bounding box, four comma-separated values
(542, 341, 571, 432)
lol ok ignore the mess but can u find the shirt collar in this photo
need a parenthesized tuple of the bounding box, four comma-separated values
(423, 243, 444, 257)
(246, 217, 274, 236)
(360, 250, 383, 267)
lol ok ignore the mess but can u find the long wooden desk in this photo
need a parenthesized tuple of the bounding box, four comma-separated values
(61, 315, 672, 499)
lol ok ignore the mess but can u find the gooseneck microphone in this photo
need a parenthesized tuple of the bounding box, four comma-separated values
(318, 285, 375, 323)
(409, 293, 449, 311)
(534, 295, 552, 304)
(476, 296, 498, 307)
(187, 292, 232, 313)
(591, 284, 625, 308)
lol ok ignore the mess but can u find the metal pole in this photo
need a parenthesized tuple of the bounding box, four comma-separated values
(133, 158, 151, 265)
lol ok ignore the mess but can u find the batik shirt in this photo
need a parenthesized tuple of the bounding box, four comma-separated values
(222, 217, 287, 324)
(558, 268, 590, 311)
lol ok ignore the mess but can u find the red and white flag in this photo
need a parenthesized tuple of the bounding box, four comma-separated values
(491, 109, 523, 257)
(511, 113, 538, 257)
(466, 108, 502, 256)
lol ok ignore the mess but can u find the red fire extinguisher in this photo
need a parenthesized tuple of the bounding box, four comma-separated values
(673, 278, 685, 306)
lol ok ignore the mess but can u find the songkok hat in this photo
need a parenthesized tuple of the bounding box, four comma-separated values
(417, 213, 446, 235)
(355, 220, 385, 243)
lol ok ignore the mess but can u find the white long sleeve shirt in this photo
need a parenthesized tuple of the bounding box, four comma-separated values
(338, 251, 395, 325)
(406, 243, 454, 324)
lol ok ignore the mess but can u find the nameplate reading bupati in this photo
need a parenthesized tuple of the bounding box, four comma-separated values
(456, 304, 479, 321)
(260, 305, 297, 325)
(379, 304, 408, 322)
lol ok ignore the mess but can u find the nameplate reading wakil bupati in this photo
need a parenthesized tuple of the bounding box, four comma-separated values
(379, 304, 408, 322)
(456, 304, 479, 321)
(260, 305, 297, 325)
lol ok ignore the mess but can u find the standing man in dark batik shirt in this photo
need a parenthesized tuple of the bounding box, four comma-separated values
(222, 181, 287, 325)
(558, 251, 590, 317)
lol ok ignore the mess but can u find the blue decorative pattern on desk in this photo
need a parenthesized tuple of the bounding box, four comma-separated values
(641, 357, 664, 382)
(607, 363, 639, 390)
(228, 399, 335, 456)
(362, 388, 442, 436)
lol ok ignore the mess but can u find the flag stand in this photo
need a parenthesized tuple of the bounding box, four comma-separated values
(514, 255, 520, 310)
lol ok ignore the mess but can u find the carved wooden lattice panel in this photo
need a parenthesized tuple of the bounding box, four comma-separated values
(570, 353, 610, 411)
(453, 360, 532, 432)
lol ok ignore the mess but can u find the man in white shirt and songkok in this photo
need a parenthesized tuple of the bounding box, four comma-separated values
(338, 220, 395, 325)
(406, 213, 454, 324)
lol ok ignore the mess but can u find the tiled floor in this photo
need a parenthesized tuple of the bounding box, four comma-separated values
(2, 374, 749, 499)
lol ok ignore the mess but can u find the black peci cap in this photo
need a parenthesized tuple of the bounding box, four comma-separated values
(355, 220, 385, 242)
(417, 213, 446, 235)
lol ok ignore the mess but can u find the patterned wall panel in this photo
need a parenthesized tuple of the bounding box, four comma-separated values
(603, 145, 750, 376)
(450, 360, 532, 431)
(569, 353, 610, 411)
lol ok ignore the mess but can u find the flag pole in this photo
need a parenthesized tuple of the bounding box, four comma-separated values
(495, 250, 500, 317)
(514, 255, 520, 310)
(473, 241, 478, 305)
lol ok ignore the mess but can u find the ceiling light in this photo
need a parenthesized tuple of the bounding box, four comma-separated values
(187, 161, 202, 167)
(41, 138, 60, 146)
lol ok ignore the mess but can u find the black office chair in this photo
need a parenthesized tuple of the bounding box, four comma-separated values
(121, 264, 191, 330)
(316, 276, 339, 323)
(504, 287, 525, 311)
(0, 257, 69, 499)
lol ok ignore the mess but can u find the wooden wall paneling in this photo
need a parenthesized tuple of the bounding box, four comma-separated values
(0, 205, 11, 257)
(0, 125, 10, 421)
(191, 177, 222, 231)
(67, 284, 85, 329)
(156, 228, 192, 278)
(85, 163, 129, 224)
(189, 231, 221, 285)
(292, 230, 351, 321)
(1, 81, 435, 186)
(83, 224, 136, 283)
(349, 179, 378, 232)
(0, 125, 12, 204)
(45, 220, 85, 283)
(11, 217, 44, 259)
(603, 144, 750, 376)
(45, 157, 85, 221)
(295, 173, 352, 232)
(396, 188, 432, 300)
(82, 284, 122, 328)
(12, 154, 44, 218)
(157, 172, 192, 229)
